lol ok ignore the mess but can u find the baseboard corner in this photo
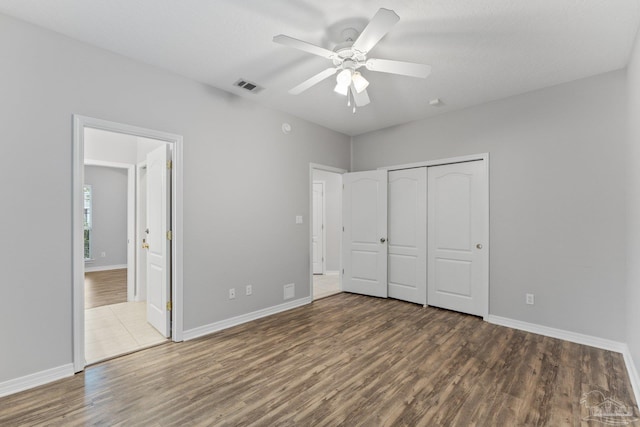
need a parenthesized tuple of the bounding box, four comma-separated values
(621, 345, 640, 407)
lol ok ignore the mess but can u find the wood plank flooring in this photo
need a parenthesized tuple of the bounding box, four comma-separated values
(84, 268, 127, 308)
(1, 293, 637, 426)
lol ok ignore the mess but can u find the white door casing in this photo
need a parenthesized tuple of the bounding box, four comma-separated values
(146, 145, 171, 337)
(312, 181, 325, 275)
(427, 160, 488, 316)
(388, 168, 427, 305)
(136, 162, 148, 302)
(342, 170, 388, 298)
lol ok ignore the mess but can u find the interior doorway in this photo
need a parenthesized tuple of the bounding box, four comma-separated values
(83, 131, 169, 364)
(310, 164, 345, 300)
(73, 115, 184, 372)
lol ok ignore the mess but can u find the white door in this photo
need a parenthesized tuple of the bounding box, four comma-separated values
(312, 181, 324, 275)
(146, 145, 171, 337)
(342, 170, 388, 298)
(428, 160, 488, 316)
(388, 168, 427, 305)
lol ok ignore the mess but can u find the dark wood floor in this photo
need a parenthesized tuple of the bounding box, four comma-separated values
(84, 268, 127, 308)
(1, 293, 637, 426)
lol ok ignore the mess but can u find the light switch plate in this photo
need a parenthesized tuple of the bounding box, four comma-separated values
(295, 215, 303, 224)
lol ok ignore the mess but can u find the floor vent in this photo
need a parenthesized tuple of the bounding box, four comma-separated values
(234, 79, 264, 94)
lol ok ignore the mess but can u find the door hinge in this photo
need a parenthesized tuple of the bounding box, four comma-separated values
(167, 160, 173, 169)
(342, 226, 345, 232)
(342, 269, 344, 275)
(166, 230, 172, 240)
(166, 301, 172, 311)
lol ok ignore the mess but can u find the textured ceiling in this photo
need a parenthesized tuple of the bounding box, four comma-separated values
(1, 0, 639, 136)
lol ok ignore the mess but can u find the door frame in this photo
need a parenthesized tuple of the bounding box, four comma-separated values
(309, 163, 346, 300)
(135, 161, 147, 302)
(378, 152, 490, 319)
(73, 115, 184, 373)
(83, 159, 136, 302)
(312, 180, 326, 275)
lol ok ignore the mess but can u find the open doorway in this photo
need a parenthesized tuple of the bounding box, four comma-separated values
(73, 116, 184, 372)
(83, 129, 168, 364)
(310, 164, 345, 300)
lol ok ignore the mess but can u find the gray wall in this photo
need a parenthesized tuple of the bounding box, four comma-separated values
(352, 70, 627, 341)
(84, 166, 128, 268)
(627, 27, 640, 378)
(313, 170, 342, 272)
(0, 13, 350, 383)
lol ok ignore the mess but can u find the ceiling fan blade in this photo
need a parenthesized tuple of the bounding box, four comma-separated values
(351, 8, 400, 54)
(273, 34, 336, 60)
(350, 84, 370, 107)
(289, 68, 338, 95)
(365, 58, 431, 78)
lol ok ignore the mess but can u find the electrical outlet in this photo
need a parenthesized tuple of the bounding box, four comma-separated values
(229, 288, 236, 300)
(246, 285, 252, 296)
(100, 251, 106, 258)
(526, 293, 534, 305)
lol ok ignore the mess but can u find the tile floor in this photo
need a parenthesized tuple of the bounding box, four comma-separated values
(313, 274, 341, 300)
(85, 301, 167, 364)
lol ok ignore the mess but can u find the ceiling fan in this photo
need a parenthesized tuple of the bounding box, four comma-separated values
(273, 8, 431, 112)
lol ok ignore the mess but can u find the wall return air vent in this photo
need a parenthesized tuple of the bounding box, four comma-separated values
(234, 78, 264, 94)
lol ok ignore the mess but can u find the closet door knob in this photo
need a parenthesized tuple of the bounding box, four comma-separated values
(380, 238, 386, 243)
(476, 243, 482, 249)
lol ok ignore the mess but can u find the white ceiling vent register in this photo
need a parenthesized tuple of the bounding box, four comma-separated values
(234, 79, 264, 94)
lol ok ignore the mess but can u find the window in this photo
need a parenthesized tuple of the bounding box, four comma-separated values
(83, 185, 92, 260)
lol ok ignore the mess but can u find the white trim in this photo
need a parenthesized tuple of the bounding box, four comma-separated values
(0, 364, 74, 398)
(622, 345, 640, 409)
(84, 159, 136, 301)
(183, 297, 312, 341)
(73, 115, 184, 373)
(309, 163, 347, 301)
(135, 161, 147, 302)
(325, 270, 340, 276)
(486, 315, 627, 353)
(84, 264, 128, 273)
(312, 180, 326, 275)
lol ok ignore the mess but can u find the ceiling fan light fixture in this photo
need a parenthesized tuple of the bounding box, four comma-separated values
(352, 72, 369, 93)
(334, 83, 349, 96)
(336, 69, 353, 86)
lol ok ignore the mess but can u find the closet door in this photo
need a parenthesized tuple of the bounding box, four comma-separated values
(428, 160, 488, 316)
(342, 170, 388, 298)
(388, 168, 427, 305)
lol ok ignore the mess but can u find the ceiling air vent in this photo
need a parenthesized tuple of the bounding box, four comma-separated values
(234, 78, 264, 94)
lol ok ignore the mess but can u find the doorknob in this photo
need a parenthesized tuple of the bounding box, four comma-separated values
(476, 243, 483, 249)
(380, 238, 386, 243)
(142, 243, 149, 249)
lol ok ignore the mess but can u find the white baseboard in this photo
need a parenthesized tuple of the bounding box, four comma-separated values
(183, 297, 312, 341)
(486, 315, 627, 352)
(84, 264, 127, 272)
(621, 345, 640, 408)
(487, 315, 640, 408)
(325, 270, 340, 276)
(0, 364, 74, 398)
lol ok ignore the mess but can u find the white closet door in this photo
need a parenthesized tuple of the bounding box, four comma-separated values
(312, 181, 324, 275)
(342, 170, 388, 298)
(388, 168, 427, 305)
(428, 160, 487, 316)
